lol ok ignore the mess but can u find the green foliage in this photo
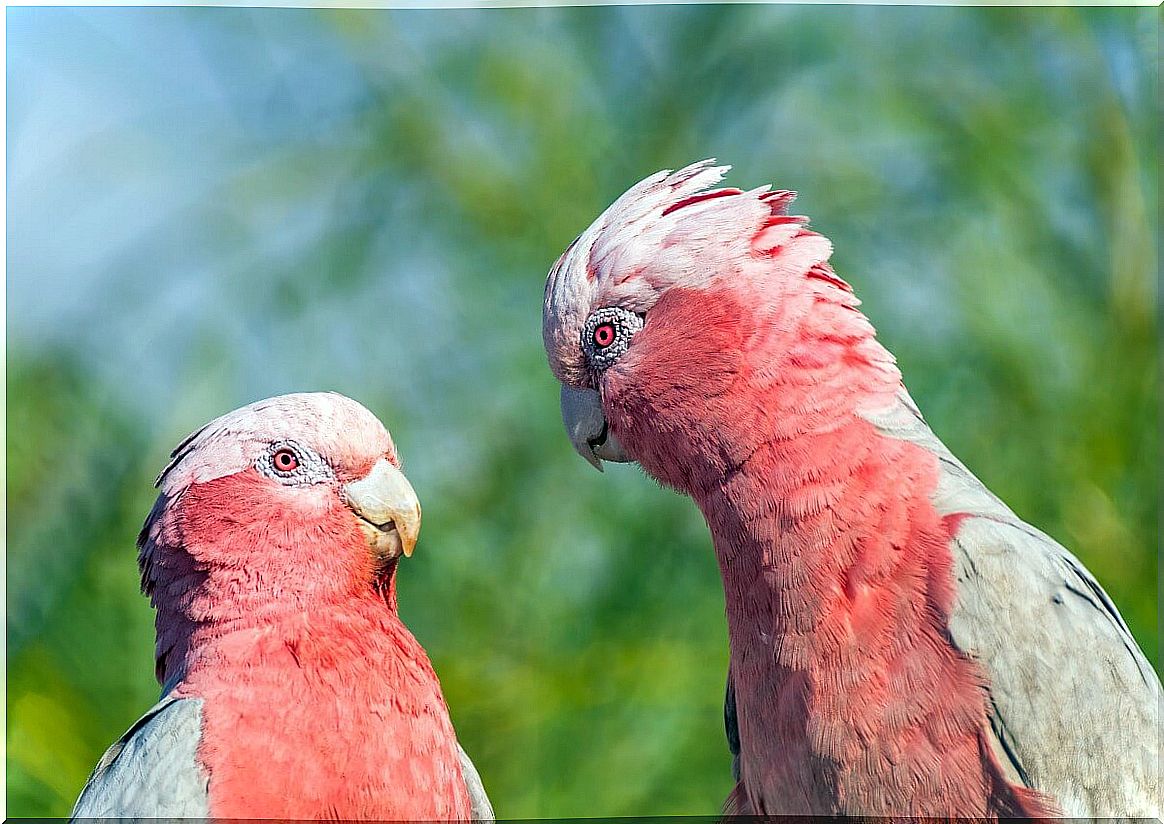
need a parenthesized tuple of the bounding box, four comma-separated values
(6, 6, 1157, 818)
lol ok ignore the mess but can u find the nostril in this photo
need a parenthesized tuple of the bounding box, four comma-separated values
(356, 514, 398, 534)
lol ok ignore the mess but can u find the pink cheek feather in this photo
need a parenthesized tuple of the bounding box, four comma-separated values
(174, 469, 374, 611)
(600, 287, 767, 492)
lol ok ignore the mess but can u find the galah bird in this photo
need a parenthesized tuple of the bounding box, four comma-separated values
(71, 392, 493, 821)
(542, 161, 1160, 818)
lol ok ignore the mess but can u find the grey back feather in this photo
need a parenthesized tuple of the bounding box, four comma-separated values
(864, 389, 1161, 817)
(71, 695, 210, 820)
(724, 668, 742, 783)
(457, 743, 495, 821)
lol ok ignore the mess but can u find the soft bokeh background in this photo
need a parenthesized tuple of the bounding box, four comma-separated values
(6, 5, 1158, 818)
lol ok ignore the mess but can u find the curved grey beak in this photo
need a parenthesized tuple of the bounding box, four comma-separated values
(560, 386, 631, 472)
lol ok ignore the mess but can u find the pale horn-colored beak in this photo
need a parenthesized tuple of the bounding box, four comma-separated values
(343, 458, 421, 559)
(560, 385, 631, 472)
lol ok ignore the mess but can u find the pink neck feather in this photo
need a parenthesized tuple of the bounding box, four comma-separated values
(146, 469, 390, 687)
(606, 248, 1054, 816)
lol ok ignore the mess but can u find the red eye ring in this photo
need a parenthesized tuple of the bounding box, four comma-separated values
(593, 323, 616, 348)
(272, 448, 299, 473)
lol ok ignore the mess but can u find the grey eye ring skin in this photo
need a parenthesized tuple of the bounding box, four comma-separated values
(580, 306, 645, 373)
(254, 439, 336, 486)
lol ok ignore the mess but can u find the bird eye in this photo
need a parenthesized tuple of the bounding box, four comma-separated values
(258, 440, 333, 486)
(581, 307, 644, 372)
(593, 323, 616, 348)
(271, 448, 300, 473)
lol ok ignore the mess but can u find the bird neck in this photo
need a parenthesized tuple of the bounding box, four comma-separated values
(607, 260, 1054, 813)
(151, 550, 403, 691)
(166, 581, 471, 821)
(692, 398, 958, 673)
(675, 276, 948, 649)
(686, 352, 1053, 815)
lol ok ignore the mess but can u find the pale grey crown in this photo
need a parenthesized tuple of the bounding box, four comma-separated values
(542, 159, 785, 387)
(154, 391, 395, 496)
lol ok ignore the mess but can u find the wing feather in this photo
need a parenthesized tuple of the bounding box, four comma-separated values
(722, 667, 756, 814)
(724, 667, 742, 781)
(865, 389, 1161, 817)
(71, 695, 209, 819)
(457, 743, 495, 821)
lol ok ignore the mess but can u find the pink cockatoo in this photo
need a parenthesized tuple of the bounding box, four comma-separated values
(542, 162, 1160, 818)
(72, 392, 493, 821)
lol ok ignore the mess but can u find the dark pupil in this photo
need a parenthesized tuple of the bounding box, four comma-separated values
(276, 451, 295, 470)
(594, 323, 616, 347)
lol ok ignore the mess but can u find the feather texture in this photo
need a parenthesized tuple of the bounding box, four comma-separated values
(74, 393, 491, 821)
(71, 696, 209, 819)
(866, 391, 1161, 816)
(543, 164, 1161, 817)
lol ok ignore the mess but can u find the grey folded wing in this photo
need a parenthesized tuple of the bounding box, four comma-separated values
(724, 668, 741, 782)
(458, 742, 495, 821)
(71, 695, 210, 820)
(867, 389, 1162, 818)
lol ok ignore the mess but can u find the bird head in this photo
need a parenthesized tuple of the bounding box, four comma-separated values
(543, 161, 887, 494)
(139, 392, 422, 618)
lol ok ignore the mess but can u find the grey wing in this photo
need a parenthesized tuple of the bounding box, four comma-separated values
(71, 694, 210, 820)
(725, 667, 742, 782)
(722, 667, 757, 814)
(457, 742, 495, 821)
(867, 389, 1162, 817)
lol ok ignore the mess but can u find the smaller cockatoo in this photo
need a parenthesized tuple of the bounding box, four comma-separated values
(71, 392, 493, 821)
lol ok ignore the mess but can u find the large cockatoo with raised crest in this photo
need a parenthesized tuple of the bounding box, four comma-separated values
(542, 161, 1160, 818)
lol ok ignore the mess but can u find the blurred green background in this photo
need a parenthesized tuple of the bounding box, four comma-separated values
(6, 5, 1158, 818)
